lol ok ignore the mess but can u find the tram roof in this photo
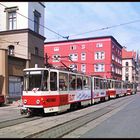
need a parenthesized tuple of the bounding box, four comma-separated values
(23, 67, 90, 76)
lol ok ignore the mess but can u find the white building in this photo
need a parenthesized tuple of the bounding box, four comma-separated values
(0, 2, 46, 103)
(122, 48, 138, 83)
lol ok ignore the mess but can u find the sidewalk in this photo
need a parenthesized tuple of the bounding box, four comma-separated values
(8, 99, 23, 107)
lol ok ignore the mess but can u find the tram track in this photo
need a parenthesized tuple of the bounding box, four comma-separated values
(0, 116, 42, 129)
(25, 95, 134, 138)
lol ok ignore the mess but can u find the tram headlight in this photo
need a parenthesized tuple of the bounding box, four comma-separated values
(36, 99, 40, 105)
(24, 99, 27, 104)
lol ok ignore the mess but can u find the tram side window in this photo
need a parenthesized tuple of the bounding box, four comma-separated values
(50, 72, 57, 91)
(59, 72, 68, 91)
(112, 81, 115, 88)
(100, 79, 103, 89)
(24, 74, 29, 91)
(106, 80, 110, 89)
(100, 79, 106, 89)
(42, 70, 48, 91)
(77, 75, 83, 90)
(69, 74, 76, 90)
(123, 83, 126, 89)
(118, 82, 121, 89)
(115, 81, 118, 89)
(109, 80, 111, 89)
(83, 76, 90, 89)
(94, 78, 99, 89)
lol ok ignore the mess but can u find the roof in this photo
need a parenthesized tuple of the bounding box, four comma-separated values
(122, 48, 136, 59)
(44, 35, 123, 49)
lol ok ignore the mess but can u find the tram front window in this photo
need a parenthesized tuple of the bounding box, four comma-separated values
(29, 75, 42, 90)
(24, 70, 48, 91)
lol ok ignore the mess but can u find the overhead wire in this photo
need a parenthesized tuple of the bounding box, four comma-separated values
(68, 19, 140, 38)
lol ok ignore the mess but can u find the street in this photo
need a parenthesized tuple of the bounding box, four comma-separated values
(0, 103, 23, 122)
(63, 92, 140, 138)
(0, 92, 139, 138)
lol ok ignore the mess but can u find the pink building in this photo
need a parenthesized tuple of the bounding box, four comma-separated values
(44, 36, 123, 80)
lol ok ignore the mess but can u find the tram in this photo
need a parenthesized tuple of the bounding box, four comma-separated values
(20, 67, 92, 115)
(20, 66, 137, 116)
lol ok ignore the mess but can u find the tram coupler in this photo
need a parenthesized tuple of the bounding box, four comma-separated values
(20, 106, 28, 115)
(20, 106, 33, 116)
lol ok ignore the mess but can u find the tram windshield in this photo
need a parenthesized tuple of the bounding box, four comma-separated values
(23, 70, 48, 91)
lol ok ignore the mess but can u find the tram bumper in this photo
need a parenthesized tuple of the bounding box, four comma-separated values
(20, 105, 44, 115)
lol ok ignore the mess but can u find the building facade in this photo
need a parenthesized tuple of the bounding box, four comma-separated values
(44, 36, 123, 80)
(122, 48, 139, 84)
(0, 2, 45, 102)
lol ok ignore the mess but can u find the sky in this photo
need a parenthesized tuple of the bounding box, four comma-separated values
(44, 2, 140, 52)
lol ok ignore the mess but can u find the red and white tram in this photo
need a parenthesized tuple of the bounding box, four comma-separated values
(20, 66, 137, 116)
(20, 67, 92, 115)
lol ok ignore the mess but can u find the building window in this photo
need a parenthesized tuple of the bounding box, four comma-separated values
(69, 64, 77, 71)
(69, 53, 78, 61)
(8, 45, 15, 55)
(126, 62, 129, 66)
(95, 52, 105, 60)
(81, 53, 86, 60)
(115, 56, 118, 62)
(125, 76, 128, 81)
(35, 47, 38, 55)
(70, 45, 76, 50)
(81, 64, 86, 73)
(81, 44, 85, 49)
(8, 11, 16, 30)
(112, 65, 115, 72)
(96, 43, 103, 48)
(52, 54, 60, 62)
(112, 54, 115, 60)
(34, 10, 41, 33)
(54, 47, 59, 51)
(125, 68, 128, 72)
(5, 7, 18, 30)
(94, 64, 105, 72)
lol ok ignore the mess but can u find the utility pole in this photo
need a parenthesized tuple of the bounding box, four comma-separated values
(45, 53, 52, 68)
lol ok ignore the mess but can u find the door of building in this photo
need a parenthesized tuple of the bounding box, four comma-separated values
(9, 76, 22, 98)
